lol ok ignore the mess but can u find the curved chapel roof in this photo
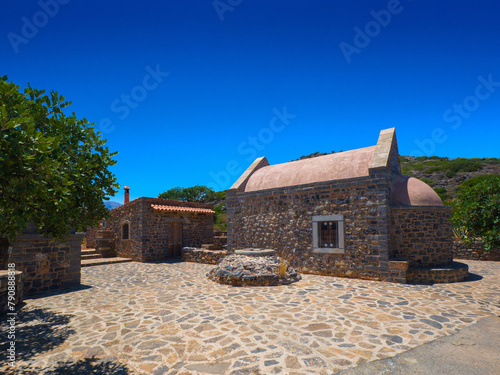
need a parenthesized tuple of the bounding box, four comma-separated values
(390, 175, 444, 207)
(244, 146, 376, 192)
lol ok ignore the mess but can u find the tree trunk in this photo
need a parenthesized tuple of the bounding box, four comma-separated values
(0, 236, 12, 270)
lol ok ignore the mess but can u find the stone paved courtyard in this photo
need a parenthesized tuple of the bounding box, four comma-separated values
(1, 260, 499, 374)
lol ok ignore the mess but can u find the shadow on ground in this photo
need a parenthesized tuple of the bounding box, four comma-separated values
(0, 308, 75, 362)
(27, 284, 93, 300)
(151, 258, 183, 264)
(408, 272, 483, 285)
(4, 358, 132, 375)
(464, 272, 483, 282)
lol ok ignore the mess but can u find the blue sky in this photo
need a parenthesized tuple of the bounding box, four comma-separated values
(2, 0, 499, 202)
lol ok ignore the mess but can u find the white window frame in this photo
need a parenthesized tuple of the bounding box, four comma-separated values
(312, 214, 345, 254)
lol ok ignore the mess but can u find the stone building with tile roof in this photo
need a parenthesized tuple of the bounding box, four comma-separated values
(227, 128, 468, 284)
(105, 196, 214, 262)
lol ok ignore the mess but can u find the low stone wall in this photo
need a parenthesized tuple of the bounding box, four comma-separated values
(407, 262, 469, 284)
(182, 248, 227, 265)
(96, 230, 116, 258)
(452, 240, 500, 261)
(0, 270, 24, 314)
(213, 235, 227, 250)
(84, 226, 99, 249)
(8, 231, 82, 295)
(201, 236, 228, 251)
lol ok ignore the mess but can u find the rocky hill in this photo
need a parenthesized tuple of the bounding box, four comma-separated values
(104, 201, 122, 210)
(400, 156, 500, 201)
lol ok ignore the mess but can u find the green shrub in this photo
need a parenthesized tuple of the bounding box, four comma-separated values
(447, 158, 482, 173)
(421, 159, 482, 176)
(425, 166, 440, 174)
(459, 174, 500, 190)
(420, 178, 435, 186)
(401, 166, 412, 175)
(424, 160, 442, 166)
(433, 187, 450, 202)
(213, 202, 227, 231)
(451, 175, 500, 250)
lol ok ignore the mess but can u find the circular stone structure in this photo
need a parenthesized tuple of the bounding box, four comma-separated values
(207, 254, 301, 286)
(407, 261, 469, 284)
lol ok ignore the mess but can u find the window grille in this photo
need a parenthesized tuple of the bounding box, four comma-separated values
(122, 223, 129, 240)
(318, 221, 338, 248)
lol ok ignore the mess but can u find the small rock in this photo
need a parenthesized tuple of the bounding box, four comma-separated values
(285, 355, 301, 369)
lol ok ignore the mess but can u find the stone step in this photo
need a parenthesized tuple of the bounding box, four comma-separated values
(201, 243, 217, 250)
(82, 249, 98, 255)
(81, 257, 133, 268)
(82, 254, 102, 260)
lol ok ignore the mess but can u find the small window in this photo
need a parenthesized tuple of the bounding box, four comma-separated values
(122, 223, 129, 240)
(319, 221, 338, 248)
(101, 220, 107, 229)
(312, 215, 344, 254)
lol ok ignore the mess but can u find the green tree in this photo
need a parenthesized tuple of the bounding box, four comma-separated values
(433, 187, 450, 202)
(451, 174, 500, 250)
(213, 202, 227, 231)
(0, 76, 119, 268)
(158, 185, 225, 203)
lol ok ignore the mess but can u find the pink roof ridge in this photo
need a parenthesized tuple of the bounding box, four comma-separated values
(244, 146, 376, 192)
(151, 204, 215, 214)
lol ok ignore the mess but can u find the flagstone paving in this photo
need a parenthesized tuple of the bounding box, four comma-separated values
(1, 260, 499, 374)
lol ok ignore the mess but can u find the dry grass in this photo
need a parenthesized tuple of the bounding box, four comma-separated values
(452, 225, 470, 239)
(278, 254, 289, 278)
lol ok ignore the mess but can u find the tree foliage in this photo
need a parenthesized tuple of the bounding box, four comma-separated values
(213, 202, 227, 231)
(290, 150, 338, 162)
(158, 185, 225, 203)
(0, 76, 118, 253)
(451, 174, 500, 250)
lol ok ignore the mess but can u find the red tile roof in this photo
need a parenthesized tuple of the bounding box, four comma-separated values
(151, 204, 215, 214)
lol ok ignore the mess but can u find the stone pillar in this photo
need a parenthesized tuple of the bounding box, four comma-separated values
(0, 270, 23, 314)
(96, 230, 116, 258)
(8, 232, 82, 296)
